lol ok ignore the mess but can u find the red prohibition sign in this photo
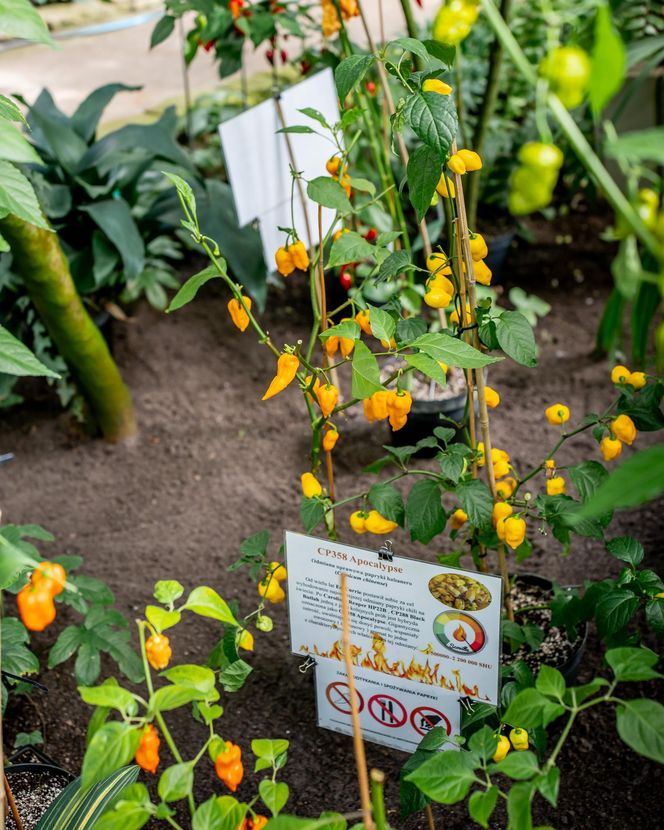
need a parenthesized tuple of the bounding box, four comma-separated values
(410, 706, 452, 737)
(368, 693, 407, 728)
(326, 681, 364, 715)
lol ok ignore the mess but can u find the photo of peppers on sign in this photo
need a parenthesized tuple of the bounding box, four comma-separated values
(285, 531, 503, 705)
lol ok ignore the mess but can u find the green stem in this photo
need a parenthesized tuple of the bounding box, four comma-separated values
(478, 0, 661, 260)
(545, 709, 577, 770)
(370, 770, 387, 830)
(398, 0, 419, 41)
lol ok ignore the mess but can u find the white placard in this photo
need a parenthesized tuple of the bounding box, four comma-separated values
(285, 531, 503, 705)
(218, 69, 340, 262)
(315, 657, 461, 754)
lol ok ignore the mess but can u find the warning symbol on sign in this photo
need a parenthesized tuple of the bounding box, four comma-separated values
(368, 693, 407, 728)
(410, 706, 452, 737)
(326, 681, 364, 715)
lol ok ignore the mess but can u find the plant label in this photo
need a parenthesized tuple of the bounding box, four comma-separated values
(314, 656, 461, 754)
(285, 530, 503, 705)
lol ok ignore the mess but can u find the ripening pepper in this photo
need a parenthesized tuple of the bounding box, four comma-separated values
(326, 156, 341, 175)
(363, 397, 376, 423)
(451, 508, 468, 529)
(545, 458, 555, 470)
(508, 142, 564, 216)
(263, 353, 300, 400)
(215, 741, 244, 792)
(495, 477, 516, 499)
(432, 0, 480, 46)
(324, 335, 340, 358)
(509, 727, 529, 751)
(493, 458, 511, 479)
(301, 472, 323, 498)
(340, 335, 355, 358)
(316, 383, 339, 418)
(241, 816, 269, 830)
(546, 476, 566, 496)
(370, 391, 390, 421)
(502, 516, 526, 550)
(469, 232, 488, 261)
(259, 577, 285, 603)
(449, 302, 472, 327)
(31, 561, 66, 596)
(289, 240, 310, 271)
(268, 561, 288, 582)
(146, 633, 172, 670)
(355, 309, 372, 336)
(436, 173, 456, 199)
(611, 365, 631, 385)
(17, 581, 56, 632)
(545, 403, 570, 425)
(447, 153, 467, 175)
(227, 296, 252, 332)
(484, 387, 500, 409)
(457, 149, 482, 171)
(387, 389, 412, 417)
(611, 414, 637, 445)
(539, 46, 591, 109)
(629, 371, 646, 389)
(275, 246, 295, 276)
(238, 629, 254, 651)
(600, 436, 622, 462)
(135, 724, 160, 774)
(473, 259, 492, 286)
(364, 510, 398, 534)
(493, 734, 511, 762)
(423, 78, 453, 95)
(350, 511, 368, 533)
(492, 501, 513, 527)
(427, 251, 452, 275)
(322, 425, 339, 452)
(424, 287, 453, 309)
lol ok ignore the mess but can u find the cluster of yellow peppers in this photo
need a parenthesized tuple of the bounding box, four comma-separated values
(275, 240, 310, 277)
(258, 561, 288, 603)
(363, 389, 413, 431)
(326, 154, 351, 197)
(493, 726, 529, 761)
(321, 0, 359, 39)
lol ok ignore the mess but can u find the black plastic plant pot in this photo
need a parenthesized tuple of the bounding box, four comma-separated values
(509, 572, 588, 685)
(390, 390, 469, 457)
(4, 751, 74, 830)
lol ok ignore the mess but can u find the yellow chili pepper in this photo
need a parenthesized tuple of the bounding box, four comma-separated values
(436, 173, 456, 199)
(301, 472, 322, 498)
(495, 477, 516, 499)
(473, 259, 492, 286)
(355, 309, 372, 336)
(484, 386, 500, 408)
(227, 296, 252, 332)
(450, 508, 468, 529)
(427, 251, 452, 275)
(546, 476, 566, 496)
(275, 246, 295, 277)
(544, 403, 570, 425)
(502, 516, 526, 550)
(468, 232, 488, 260)
(422, 78, 453, 95)
(289, 240, 310, 271)
(600, 436, 622, 462)
(628, 371, 646, 389)
(509, 728, 529, 751)
(322, 425, 339, 452)
(610, 365, 630, 385)
(316, 383, 339, 418)
(263, 353, 299, 401)
(610, 414, 637, 445)
(350, 511, 368, 533)
(493, 734, 511, 762)
(364, 510, 398, 534)
(447, 153, 467, 175)
(492, 502, 513, 527)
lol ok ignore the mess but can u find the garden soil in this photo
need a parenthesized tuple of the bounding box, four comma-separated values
(2, 212, 663, 829)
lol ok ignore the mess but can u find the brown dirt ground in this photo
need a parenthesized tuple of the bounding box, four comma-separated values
(1, 211, 663, 829)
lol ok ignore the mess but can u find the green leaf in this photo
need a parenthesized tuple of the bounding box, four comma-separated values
(145, 606, 181, 632)
(259, 780, 289, 815)
(493, 751, 539, 781)
(327, 231, 374, 268)
(407, 144, 441, 223)
(390, 37, 431, 62)
(307, 177, 351, 214)
(438, 446, 467, 484)
(568, 460, 608, 503)
(368, 307, 396, 345)
(0, 94, 26, 123)
(396, 317, 427, 344)
(406, 479, 446, 544)
(404, 352, 448, 388)
(468, 786, 499, 828)
(158, 762, 193, 802)
(320, 320, 361, 341)
(536, 766, 560, 808)
(606, 127, 664, 166)
(595, 588, 640, 638)
(151, 684, 209, 713)
(403, 91, 457, 159)
(0, 0, 54, 44)
(605, 646, 663, 682)
(150, 15, 175, 49)
(535, 666, 565, 700)
(646, 599, 664, 636)
(81, 722, 141, 791)
(300, 496, 325, 533)
(506, 781, 534, 830)
(218, 658, 252, 692)
(589, 4, 626, 116)
(80, 199, 145, 280)
(0, 160, 48, 228)
(335, 54, 375, 101)
(606, 536, 644, 566)
(404, 750, 477, 803)
(616, 699, 664, 763)
(411, 332, 499, 369)
(468, 726, 498, 762)
(351, 340, 383, 398)
(71, 83, 141, 143)
(0, 120, 40, 164)
(78, 685, 138, 716)
(0, 324, 60, 378)
(154, 580, 185, 605)
(378, 250, 412, 281)
(183, 586, 237, 624)
(252, 738, 289, 763)
(368, 482, 405, 526)
(503, 688, 565, 730)
(422, 40, 456, 66)
(577, 445, 664, 516)
(495, 311, 538, 367)
(161, 665, 217, 695)
(455, 478, 493, 529)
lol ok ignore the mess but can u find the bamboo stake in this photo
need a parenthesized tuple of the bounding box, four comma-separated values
(317, 206, 338, 508)
(4, 775, 25, 830)
(425, 804, 437, 830)
(341, 573, 374, 830)
(450, 145, 513, 618)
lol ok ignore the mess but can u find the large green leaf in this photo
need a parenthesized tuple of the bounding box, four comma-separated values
(406, 479, 446, 543)
(183, 586, 237, 624)
(0, 323, 59, 378)
(327, 231, 374, 268)
(368, 482, 405, 526)
(410, 332, 500, 368)
(455, 478, 493, 529)
(577, 445, 664, 516)
(606, 127, 664, 166)
(307, 177, 351, 214)
(0, 160, 48, 227)
(495, 311, 538, 367)
(71, 83, 141, 143)
(80, 722, 141, 791)
(81, 199, 145, 279)
(27, 104, 89, 173)
(167, 265, 223, 312)
(404, 91, 457, 158)
(605, 647, 663, 682)
(335, 54, 375, 102)
(0, 120, 41, 164)
(616, 699, 664, 763)
(405, 750, 477, 804)
(351, 340, 383, 398)
(589, 4, 625, 115)
(0, 0, 54, 44)
(407, 145, 441, 223)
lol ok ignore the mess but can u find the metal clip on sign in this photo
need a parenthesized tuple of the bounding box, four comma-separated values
(299, 656, 316, 674)
(377, 540, 394, 562)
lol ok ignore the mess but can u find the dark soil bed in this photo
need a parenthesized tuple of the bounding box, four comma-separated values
(1, 210, 663, 829)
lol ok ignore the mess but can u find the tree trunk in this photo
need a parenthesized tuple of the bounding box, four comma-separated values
(0, 215, 137, 443)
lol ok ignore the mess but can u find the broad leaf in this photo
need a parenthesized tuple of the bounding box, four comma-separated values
(167, 265, 224, 312)
(0, 0, 54, 44)
(335, 54, 375, 101)
(351, 340, 383, 398)
(605, 647, 663, 682)
(406, 479, 446, 544)
(327, 231, 374, 268)
(0, 160, 48, 228)
(81, 199, 145, 280)
(578, 446, 664, 516)
(403, 91, 457, 159)
(183, 587, 237, 624)
(589, 4, 626, 116)
(0, 324, 59, 378)
(411, 332, 499, 368)
(307, 177, 351, 214)
(495, 311, 537, 367)
(616, 699, 664, 763)
(407, 144, 441, 223)
(81, 722, 141, 791)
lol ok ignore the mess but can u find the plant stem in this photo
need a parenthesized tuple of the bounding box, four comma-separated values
(370, 770, 387, 830)
(341, 573, 374, 830)
(467, 0, 513, 228)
